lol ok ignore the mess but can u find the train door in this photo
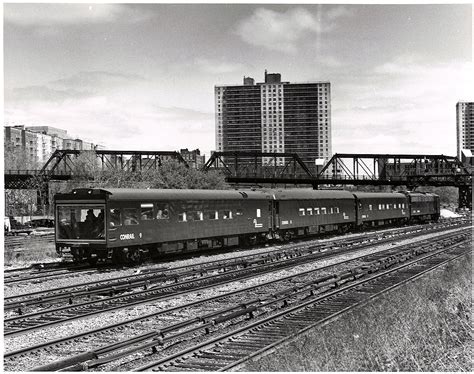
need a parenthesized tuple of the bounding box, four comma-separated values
(266, 199, 279, 231)
(271, 200, 280, 230)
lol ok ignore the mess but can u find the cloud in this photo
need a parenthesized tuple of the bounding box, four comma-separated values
(326, 6, 354, 21)
(235, 6, 353, 53)
(6, 71, 148, 104)
(4, 4, 150, 27)
(51, 71, 146, 92)
(195, 58, 246, 74)
(6, 86, 91, 103)
(235, 8, 319, 53)
(4, 71, 216, 153)
(318, 55, 345, 68)
(332, 58, 473, 155)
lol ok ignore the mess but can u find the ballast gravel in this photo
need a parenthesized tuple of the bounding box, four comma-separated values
(3, 223, 468, 371)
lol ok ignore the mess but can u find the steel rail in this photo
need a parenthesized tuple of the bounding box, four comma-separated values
(132, 236, 471, 372)
(221, 246, 471, 372)
(12, 230, 469, 371)
(4, 223, 468, 338)
(4, 219, 460, 311)
(6, 232, 434, 362)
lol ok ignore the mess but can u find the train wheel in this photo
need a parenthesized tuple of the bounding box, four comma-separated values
(127, 249, 142, 265)
(72, 254, 83, 264)
(249, 235, 258, 246)
(88, 256, 98, 266)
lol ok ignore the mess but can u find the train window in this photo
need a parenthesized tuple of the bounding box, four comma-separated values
(298, 208, 305, 216)
(321, 207, 327, 214)
(236, 209, 243, 216)
(178, 212, 187, 222)
(330, 207, 334, 214)
(369, 205, 373, 211)
(378, 204, 382, 210)
(306, 208, 313, 215)
(314, 208, 320, 215)
(387, 204, 391, 209)
(109, 209, 121, 227)
(256, 209, 261, 218)
(57, 206, 105, 239)
(140, 203, 154, 220)
(188, 211, 204, 221)
(123, 209, 139, 225)
(222, 210, 233, 220)
(156, 204, 170, 220)
(402, 203, 405, 208)
(207, 211, 218, 220)
(335, 207, 340, 214)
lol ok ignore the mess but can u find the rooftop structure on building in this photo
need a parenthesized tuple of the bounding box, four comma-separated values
(215, 70, 331, 171)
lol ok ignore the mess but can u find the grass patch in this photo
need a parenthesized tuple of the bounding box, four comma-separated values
(244, 251, 472, 372)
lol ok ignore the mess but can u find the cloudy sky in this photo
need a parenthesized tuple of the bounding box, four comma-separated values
(4, 3, 473, 156)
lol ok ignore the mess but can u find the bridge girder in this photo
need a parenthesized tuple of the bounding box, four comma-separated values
(41, 149, 188, 176)
(204, 151, 472, 209)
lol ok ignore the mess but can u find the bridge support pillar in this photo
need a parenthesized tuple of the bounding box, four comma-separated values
(458, 186, 472, 210)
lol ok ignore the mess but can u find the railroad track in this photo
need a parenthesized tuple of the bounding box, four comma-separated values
(3, 264, 107, 285)
(4, 221, 466, 337)
(4, 219, 465, 288)
(26, 229, 471, 372)
(4, 219, 463, 313)
(4, 228, 470, 371)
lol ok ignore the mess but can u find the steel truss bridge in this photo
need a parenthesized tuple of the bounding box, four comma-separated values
(5, 150, 472, 208)
(5, 150, 188, 190)
(204, 152, 472, 208)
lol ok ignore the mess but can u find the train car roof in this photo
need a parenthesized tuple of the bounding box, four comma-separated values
(268, 189, 355, 200)
(405, 192, 438, 197)
(67, 188, 272, 201)
(351, 192, 407, 199)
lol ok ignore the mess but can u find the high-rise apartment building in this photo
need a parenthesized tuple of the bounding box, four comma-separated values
(456, 101, 474, 159)
(215, 71, 331, 169)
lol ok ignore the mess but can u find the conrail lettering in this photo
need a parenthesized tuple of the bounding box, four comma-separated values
(120, 233, 135, 240)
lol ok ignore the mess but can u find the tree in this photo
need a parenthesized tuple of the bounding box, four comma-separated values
(4, 145, 44, 216)
(59, 152, 229, 190)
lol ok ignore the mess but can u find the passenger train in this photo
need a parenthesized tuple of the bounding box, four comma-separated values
(54, 188, 440, 264)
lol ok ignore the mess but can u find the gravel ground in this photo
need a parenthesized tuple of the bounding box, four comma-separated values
(4, 224, 468, 372)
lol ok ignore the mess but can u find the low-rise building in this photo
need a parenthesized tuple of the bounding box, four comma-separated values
(4, 125, 101, 168)
(180, 148, 205, 169)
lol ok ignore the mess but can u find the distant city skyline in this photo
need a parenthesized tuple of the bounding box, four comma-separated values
(4, 3, 473, 157)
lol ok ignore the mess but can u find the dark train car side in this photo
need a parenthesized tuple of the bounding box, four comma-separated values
(405, 192, 440, 222)
(352, 192, 409, 228)
(271, 189, 357, 239)
(55, 188, 272, 263)
(55, 188, 441, 264)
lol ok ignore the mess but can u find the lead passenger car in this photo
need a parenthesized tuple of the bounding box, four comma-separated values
(55, 188, 272, 263)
